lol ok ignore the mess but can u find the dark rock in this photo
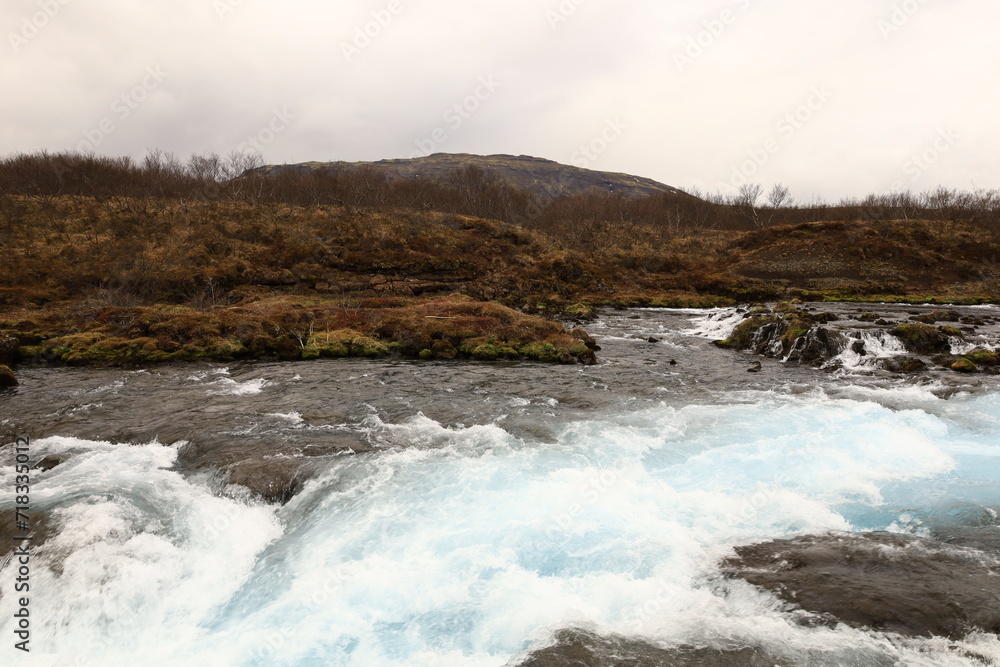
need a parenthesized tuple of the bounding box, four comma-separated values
(890, 323, 950, 354)
(431, 340, 457, 359)
(722, 531, 1000, 639)
(669, 359, 677, 366)
(647, 337, 660, 343)
(874, 318, 891, 325)
(0, 365, 17, 388)
(0, 508, 52, 558)
(858, 312, 881, 322)
(570, 328, 600, 351)
(223, 457, 309, 504)
(516, 629, 791, 667)
(910, 310, 961, 324)
(784, 328, 848, 365)
(0, 335, 17, 366)
(747, 361, 762, 373)
(33, 454, 65, 471)
(850, 339, 867, 356)
(880, 356, 927, 373)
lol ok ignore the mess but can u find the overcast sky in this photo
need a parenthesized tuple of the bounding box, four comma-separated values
(3, 0, 998, 201)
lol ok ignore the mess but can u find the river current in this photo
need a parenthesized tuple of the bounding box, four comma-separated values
(1, 305, 999, 666)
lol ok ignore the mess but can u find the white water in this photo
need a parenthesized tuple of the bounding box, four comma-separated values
(3, 388, 1000, 666)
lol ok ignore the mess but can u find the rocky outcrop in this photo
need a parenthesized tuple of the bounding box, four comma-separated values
(0, 335, 18, 366)
(722, 531, 1000, 639)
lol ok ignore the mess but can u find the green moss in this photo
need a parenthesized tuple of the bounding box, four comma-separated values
(891, 323, 950, 354)
(565, 302, 596, 320)
(419, 348, 434, 360)
(471, 344, 500, 361)
(716, 314, 781, 350)
(968, 349, 1000, 366)
(951, 358, 977, 373)
(938, 326, 963, 338)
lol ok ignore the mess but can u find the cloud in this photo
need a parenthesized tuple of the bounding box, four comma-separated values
(2, 0, 998, 200)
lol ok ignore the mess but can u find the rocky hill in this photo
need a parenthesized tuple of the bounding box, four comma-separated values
(250, 153, 690, 200)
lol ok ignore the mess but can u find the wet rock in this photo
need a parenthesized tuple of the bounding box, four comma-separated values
(0, 508, 52, 558)
(890, 323, 951, 354)
(431, 340, 457, 360)
(647, 337, 660, 343)
(570, 328, 600, 351)
(32, 454, 65, 471)
(951, 358, 978, 373)
(910, 310, 961, 324)
(0, 335, 17, 365)
(880, 356, 927, 373)
(858, 312, 881, 322)
(747, 360, 762, 373)
(222, 457, 310, 504)
(0, 364, 17, 388)
(516, 629, 791, 667)
(784, 328, 847, 365)
(722, 531, 1000, 639)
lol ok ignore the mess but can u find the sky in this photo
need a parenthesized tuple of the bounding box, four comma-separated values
(2, 0, 998, 202)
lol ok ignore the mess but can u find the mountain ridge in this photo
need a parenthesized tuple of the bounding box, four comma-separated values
(251, 152, 690, 200)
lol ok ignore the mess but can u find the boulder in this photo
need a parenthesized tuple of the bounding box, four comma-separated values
(0, 335, 18, 366)
(0, 365, 17, 388)
(722, 532, 1000, 639)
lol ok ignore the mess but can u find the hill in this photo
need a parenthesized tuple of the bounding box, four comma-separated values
(250, 153, 690, 200)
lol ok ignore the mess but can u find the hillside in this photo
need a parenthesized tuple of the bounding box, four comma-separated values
(250, 153, 690, 200)
(0, 151, 998, 377)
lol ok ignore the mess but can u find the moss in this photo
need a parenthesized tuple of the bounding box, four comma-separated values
(419, 348, 434, 360)
(565, 302, 596, 320)
(470, 344, 500, 361)
(891, 323, 950, 354)
(951, 358, 977, 373)
(716, 314, 781, 350)
(16, 345, 40, 361)
(519, 341, 560, 362)
(938, 326, 963, 338)
(968, 349, 1000, 366)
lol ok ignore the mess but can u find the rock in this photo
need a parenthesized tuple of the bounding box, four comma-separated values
(890, 323, 951, 354)
(516, 629, 791, 667)
(881, 356, 927, 373)
(747, 360, 762, 373)
(223, 457, 309, 504)
(669, 359, 677, 366)
(0, 365, 17, 388)
(722, 531, 1000, 639)
(951, 358, 978, 373)
(647, 336, 660, 343)
(0, 509, 52, 559)
(850, 339, 866, 356)
(430, 340, 457, 359)
(32, 455, 64, 471)
(784, 328, 847, 365)
(0, 335, 17, 366)
(910, 310, 961, 324)
(569, 328, 600, 351)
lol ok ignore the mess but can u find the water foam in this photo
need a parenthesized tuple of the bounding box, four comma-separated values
(2, 392, 996, 666)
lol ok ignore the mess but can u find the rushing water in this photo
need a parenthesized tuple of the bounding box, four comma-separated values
(1, 305, 999, 666)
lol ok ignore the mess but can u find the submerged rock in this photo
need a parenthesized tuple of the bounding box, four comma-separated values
(722, 531, 1000, 639)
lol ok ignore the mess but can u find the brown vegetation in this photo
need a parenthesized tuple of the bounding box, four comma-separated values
(1, 150, 998, 367)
